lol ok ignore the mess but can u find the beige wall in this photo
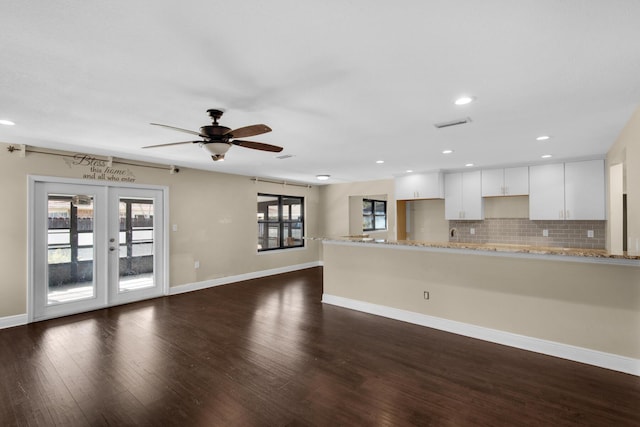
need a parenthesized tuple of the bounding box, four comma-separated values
(323, 242, 640, 359)
(318, 179, 395, 239)
(0, 144, 320, 317)
(607, 106, 640, 253)
(406, 199, 449, 242)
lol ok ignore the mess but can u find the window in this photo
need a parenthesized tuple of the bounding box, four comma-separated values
(257, 194, 304, 251)
(47, 195, 94, 266)
(118, 198, 154, 276)
(363, 199, 387, 231)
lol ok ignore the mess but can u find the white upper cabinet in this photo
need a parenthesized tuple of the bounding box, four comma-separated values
(564, 160, 605, 220)
(529, 163, 565, 220)
(529, 160, 605, 220)
(445, 170, 484, 220)
(504, 167, 529, 195)
(445, 173, 463, 219)
(481, 168, 504, 197)
(481, 167, 529, 197)
(395, 172, 444, 200)
(462, 171, 484, 219)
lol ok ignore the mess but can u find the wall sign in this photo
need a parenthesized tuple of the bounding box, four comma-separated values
(64, 154, 137, 183)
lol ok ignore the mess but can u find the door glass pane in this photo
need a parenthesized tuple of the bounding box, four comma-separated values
(47, 195, 95, 305)
(118, 198, 155, 292)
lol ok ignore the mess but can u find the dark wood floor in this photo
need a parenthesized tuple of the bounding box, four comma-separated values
(1, 267, 639, 426)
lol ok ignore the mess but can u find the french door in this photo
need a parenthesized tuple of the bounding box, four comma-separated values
(31, 179, 166, 321)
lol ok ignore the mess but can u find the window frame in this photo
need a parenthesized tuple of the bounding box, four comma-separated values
(257, 193, 305, 252)
(362, 198, 387, 232)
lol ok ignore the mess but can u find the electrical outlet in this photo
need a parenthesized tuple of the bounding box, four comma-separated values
(423, 291, 430, 300)
(543, 229, 549, 237)
(194, 260, 200, 269)
(470, 228, 475, 235)
(587, 230, 594, 238)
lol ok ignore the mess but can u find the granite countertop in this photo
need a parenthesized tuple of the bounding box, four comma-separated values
(309, 236, 640, 260)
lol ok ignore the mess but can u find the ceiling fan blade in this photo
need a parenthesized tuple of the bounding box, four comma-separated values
(225, 124, 272, 139)
(150, 123, 203, 137)
(142, 140, 202, 149)
(232, 140, 283, 152)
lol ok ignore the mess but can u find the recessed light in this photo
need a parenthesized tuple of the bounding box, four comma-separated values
(536, 135, 551, 141)
(316, 174, 330, 181)
(0, 119, 15, 126)
(541, 154, 553, 159)
(442, 149, 454, 154)
(405, 169, 413, 173)
(454, 96, 475, 105)
(465, 163, 474, 167)
(376, 160, 384, 164)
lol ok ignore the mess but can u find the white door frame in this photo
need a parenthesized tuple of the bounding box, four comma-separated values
(27, 175, 170, 322)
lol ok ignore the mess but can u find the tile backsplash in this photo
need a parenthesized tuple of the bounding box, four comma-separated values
(449, 218, 606, 249)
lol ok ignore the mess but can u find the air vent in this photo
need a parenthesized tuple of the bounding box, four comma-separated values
(276, 154, 294, 159)
(434, 117, 472, 129)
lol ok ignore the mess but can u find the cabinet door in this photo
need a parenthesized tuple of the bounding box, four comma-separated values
(444, 173, 463, 219)
(395, 174, 420, 200)
(419, 172, 444, 199)
(462, 170, 483, 219)
(564, 160, 605, 220)
(481, 168, 505, 197)
(504, 167, 529, 196)
(529, 163, 565, 220)
(395, 172, 443, 200)
(445, 171, 483, 219)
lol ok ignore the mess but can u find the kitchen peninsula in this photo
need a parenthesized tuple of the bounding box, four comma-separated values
(318, 237, 640, 376)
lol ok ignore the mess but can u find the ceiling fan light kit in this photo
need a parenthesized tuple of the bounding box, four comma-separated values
(145, 109, 283, 162)
(202, 142, 232, 155)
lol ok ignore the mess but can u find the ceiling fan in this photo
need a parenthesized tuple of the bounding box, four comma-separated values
(143, 109, 283, 161)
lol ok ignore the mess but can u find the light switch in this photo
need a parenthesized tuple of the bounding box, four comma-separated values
(470, 228, 475, 235)
(172, 224, 178, 232)
(587, 230, 594, 238)
(543, 229, 549, 237)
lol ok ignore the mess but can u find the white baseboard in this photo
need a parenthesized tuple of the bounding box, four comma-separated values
(170, 262, 322, 295)
(322, 294, 640, 377)
(0, 313, 28, 330)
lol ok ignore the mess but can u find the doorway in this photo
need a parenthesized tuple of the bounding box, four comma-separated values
(30, 177, 167, 321)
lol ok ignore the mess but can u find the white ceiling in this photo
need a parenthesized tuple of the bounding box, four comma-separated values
(2, 1, 639, 184)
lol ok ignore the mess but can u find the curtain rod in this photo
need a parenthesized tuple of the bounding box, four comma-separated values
(251, 177, 312, 188)
(6, 145, 178, 172)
